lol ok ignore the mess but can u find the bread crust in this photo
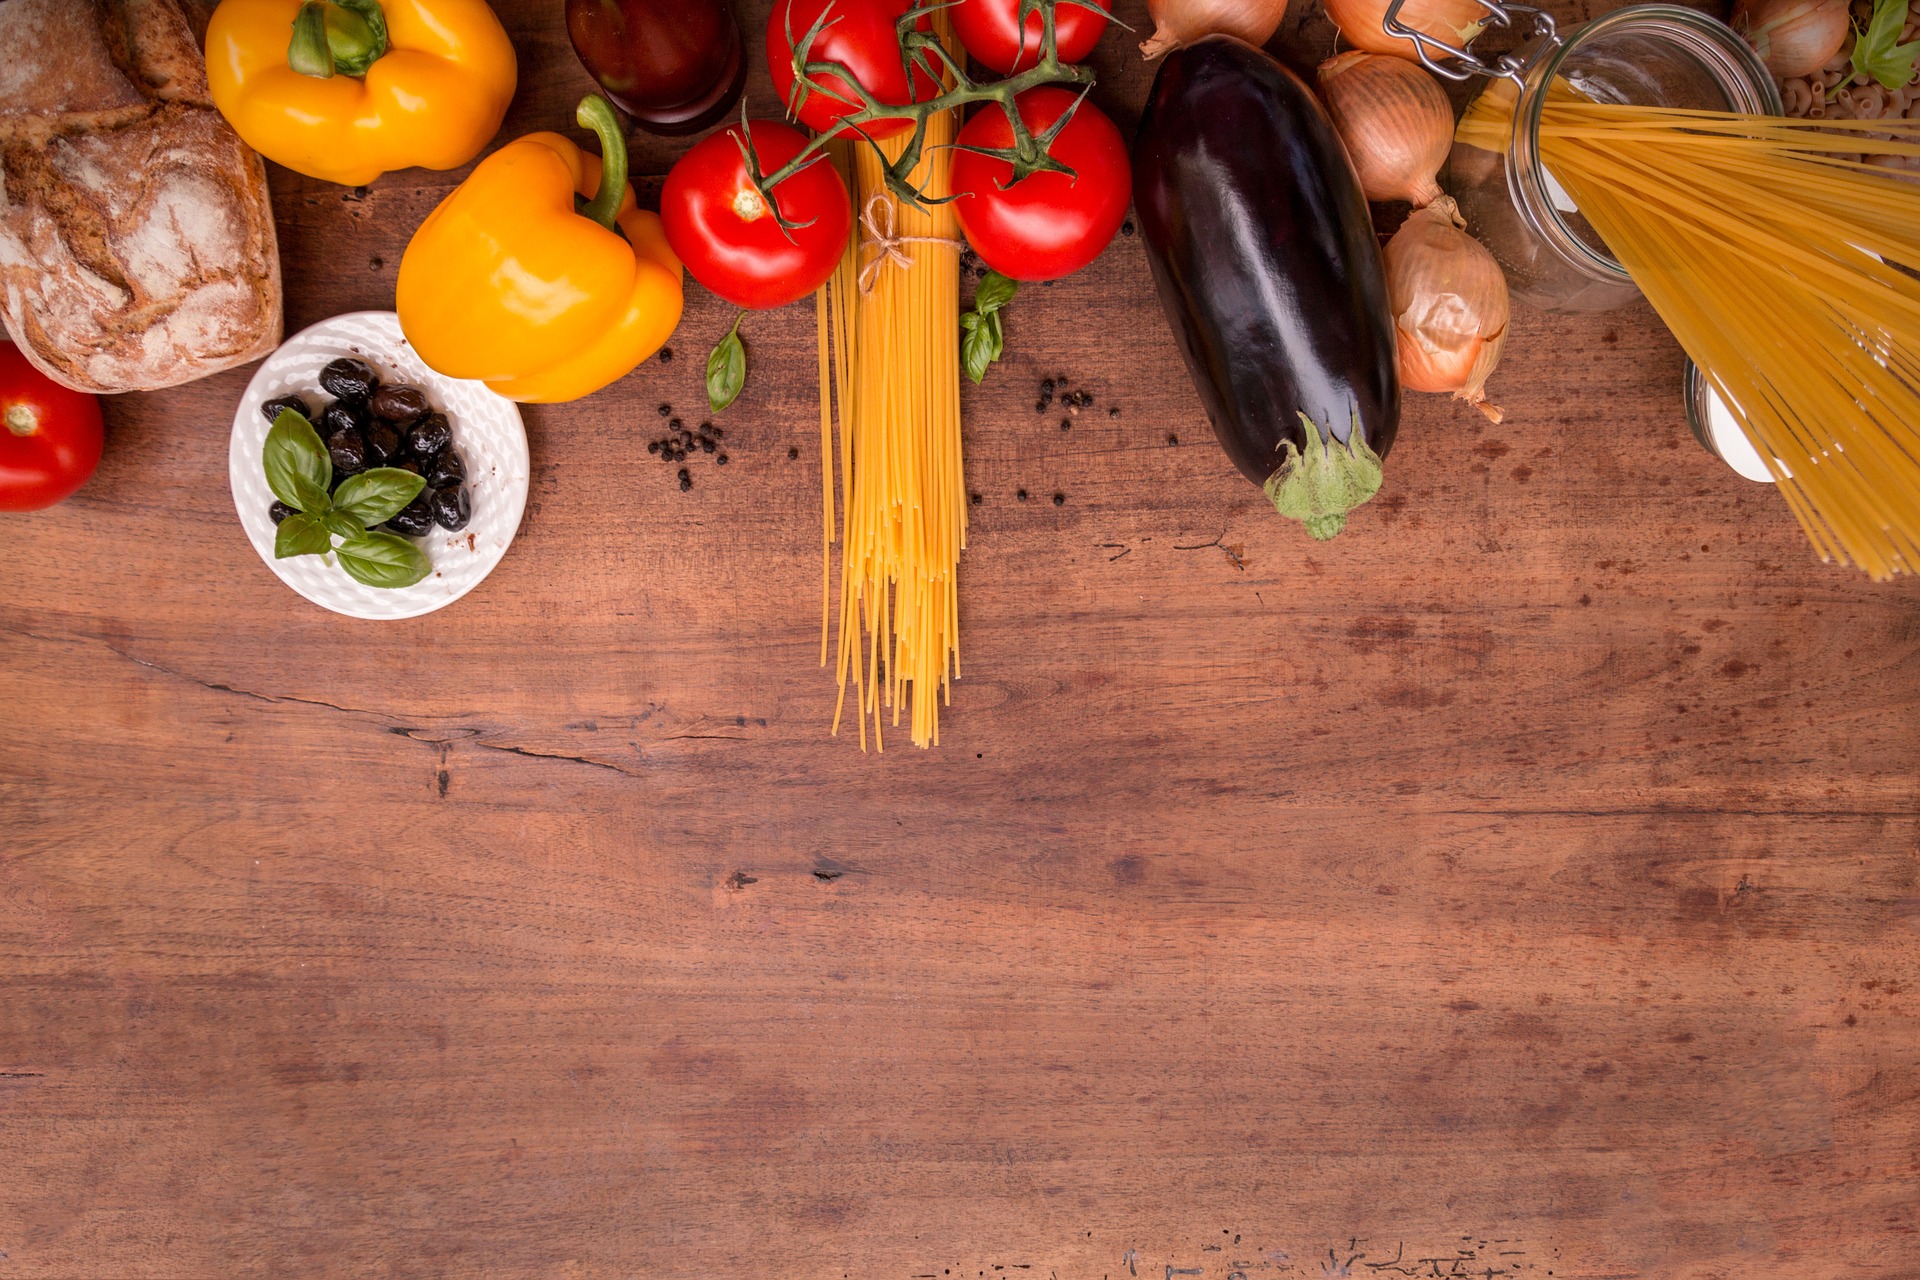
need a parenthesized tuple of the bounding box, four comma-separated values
(0, 0, 283, 393)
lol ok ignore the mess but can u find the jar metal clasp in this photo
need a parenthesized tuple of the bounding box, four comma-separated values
(1381, 0, 1562, 86)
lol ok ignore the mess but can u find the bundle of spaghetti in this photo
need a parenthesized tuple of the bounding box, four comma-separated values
(1465, 93, 1920, 577)
(815, 16, 966, 749)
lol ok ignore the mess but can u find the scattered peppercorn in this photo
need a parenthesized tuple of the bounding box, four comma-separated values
(678, 468, 692, 491)
(1121, 220, 1136, 237)
(1052, 493, 1065, 506)
(669, 418, 682, 431)
(789, 446, 800, 459)
(658, 403, 671, 417)
(701, 437, 716, 453)
(648, 441, 660, 455)
(659, 347, 673, 363)
(1109, 406, 1120, 417)
(1017, 489, 1029, 501)
(1060, 418, 1072, 431)
(717, 453, 729, 465)
(1168, 433, 1179, 445)
(970, 492, 982, 505)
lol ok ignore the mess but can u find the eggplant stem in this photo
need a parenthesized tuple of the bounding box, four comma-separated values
(1263, 411, 1385, 540)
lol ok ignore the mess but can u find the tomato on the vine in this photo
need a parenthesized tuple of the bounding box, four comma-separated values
(953, 0, 1112, 74)
(1, 343, 103, 512)
(767, 0, 941, 141)
(951, 88, 1131, 282)
(661, 119, 853, 311)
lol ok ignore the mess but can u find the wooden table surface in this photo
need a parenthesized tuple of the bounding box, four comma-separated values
(5, 1, 1919, 1276)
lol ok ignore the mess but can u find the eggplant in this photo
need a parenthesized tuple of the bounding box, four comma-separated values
(1133, 36, 1401, 540)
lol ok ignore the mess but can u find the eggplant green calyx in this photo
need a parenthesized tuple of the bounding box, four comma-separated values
(576, 95, 629, 233)
(289, 0, 389, 80)
(1264, 411, 1383, 540)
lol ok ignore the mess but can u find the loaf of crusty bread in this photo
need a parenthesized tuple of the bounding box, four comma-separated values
(0, 0, 282, 393)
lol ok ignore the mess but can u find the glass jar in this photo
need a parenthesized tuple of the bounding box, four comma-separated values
(1447, 6, 1782, 312)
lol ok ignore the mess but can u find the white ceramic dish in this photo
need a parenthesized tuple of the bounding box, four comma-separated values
(228, 311, 529, 620)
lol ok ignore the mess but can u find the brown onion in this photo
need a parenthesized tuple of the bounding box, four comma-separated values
(1318, 51, 1452, 206)
(1384, 197, 1509, 421)
(1324, 0, 1487, 60)
(1733, 0, 1850, 78)
(1141, 0, 1287, 59)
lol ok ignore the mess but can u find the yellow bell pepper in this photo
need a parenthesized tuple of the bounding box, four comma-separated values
(396, 96, 685, 404)
(206, 0, 517, 187)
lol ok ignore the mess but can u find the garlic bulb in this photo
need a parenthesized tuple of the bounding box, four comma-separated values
(1318, 52, 1453, 206)
(1141, 0, 1287, 59)
(1384, 197, 1510, 421)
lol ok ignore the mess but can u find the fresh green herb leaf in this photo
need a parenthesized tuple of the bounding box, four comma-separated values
(336, 531, 432, 590)
(960, 306, 1006, 386)
(322, 510, 366, 542)
(1853, 0, 1920, 90)
(973, 270, 1019, 316)
(264, 408, 332, 511)
(332, 467, 426, 527)
(274, 512, 332, 559)
(707, 311, 747, 413)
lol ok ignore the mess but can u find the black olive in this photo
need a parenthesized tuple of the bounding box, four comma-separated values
(428, 450, 465, 488)
(406, 412, 451, 457)
(319, 357, 378, 402)
(261, 395, 312, 423)
(363, 422, 402, 465)
(430, 485, 471, 531)
(327, 429, 368, 477)
(392, 459, 422, 476)
(319, 400, 368, 436)
(371, 385, 431, 425)
(386, 495, 436, 537)
(269, 500, 297, 524)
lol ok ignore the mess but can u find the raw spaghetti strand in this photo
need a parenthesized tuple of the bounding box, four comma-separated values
(1459, 94, 1920, 577)
(814, 13, 966, 748)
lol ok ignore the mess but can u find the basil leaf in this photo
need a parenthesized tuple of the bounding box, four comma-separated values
(274, 512, 332, 559)
(337, 530, 432, 590)
(322, 510, 365, 542)
(961, 309, 1004, 386)
(1853, 0, 1920, 89)
(264, 409, 332, 511)
(707, 312, 747, 413)
(973, 270, 1018, 315)
(333, 467, 425, 527)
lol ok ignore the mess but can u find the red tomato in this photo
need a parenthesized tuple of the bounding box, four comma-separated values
(951, 88, 1131, 282)
(662, 119, 853, 310)
(766, 0, 941, 141)
(1, 343, 103, 512)
(952, 0, 1112, 73)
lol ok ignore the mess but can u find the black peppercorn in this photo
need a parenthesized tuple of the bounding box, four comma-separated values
(648, 441, 660, 455)
(659, 347, 673, 363)
(678, 469, 692, 492)
(701, 438, 715, 453)
(658, 403, 672, 417)
(1060, 418, 1071, 431)
(717, 453, 729, 465)
(1016, 489, 1029, 501)
(1052, 493, 1065, 506)
(788, 446, 800, 460)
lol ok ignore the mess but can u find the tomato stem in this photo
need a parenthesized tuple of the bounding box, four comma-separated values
(6, 402, 40, 437)
(755, 0, 1098, 226)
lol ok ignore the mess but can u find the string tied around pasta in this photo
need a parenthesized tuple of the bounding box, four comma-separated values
(856, 194, 963, 295)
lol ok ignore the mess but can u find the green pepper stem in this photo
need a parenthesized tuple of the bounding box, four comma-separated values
(288, 2, 335, 78)
(288, 0, 389, 80)
(577, 95, 629, 233)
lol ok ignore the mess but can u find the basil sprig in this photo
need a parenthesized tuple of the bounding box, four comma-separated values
(707, 311, 747, 413)
(1852, 0, 1920, 91)
(262, 407, 432, 589)
(961, 271, 1018, 385)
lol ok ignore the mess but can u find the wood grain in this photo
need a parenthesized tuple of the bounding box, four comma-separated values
(3, 2, 1918, 1277)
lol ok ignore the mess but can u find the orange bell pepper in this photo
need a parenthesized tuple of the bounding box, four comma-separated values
(396, 96, 685, 404)
(207, 0, 517, 187)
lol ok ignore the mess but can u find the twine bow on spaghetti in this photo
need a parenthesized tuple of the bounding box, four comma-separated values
(856, 195, 963, 294)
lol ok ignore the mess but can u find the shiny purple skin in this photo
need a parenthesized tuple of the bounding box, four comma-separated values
(1132, 36, 1400, 490)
